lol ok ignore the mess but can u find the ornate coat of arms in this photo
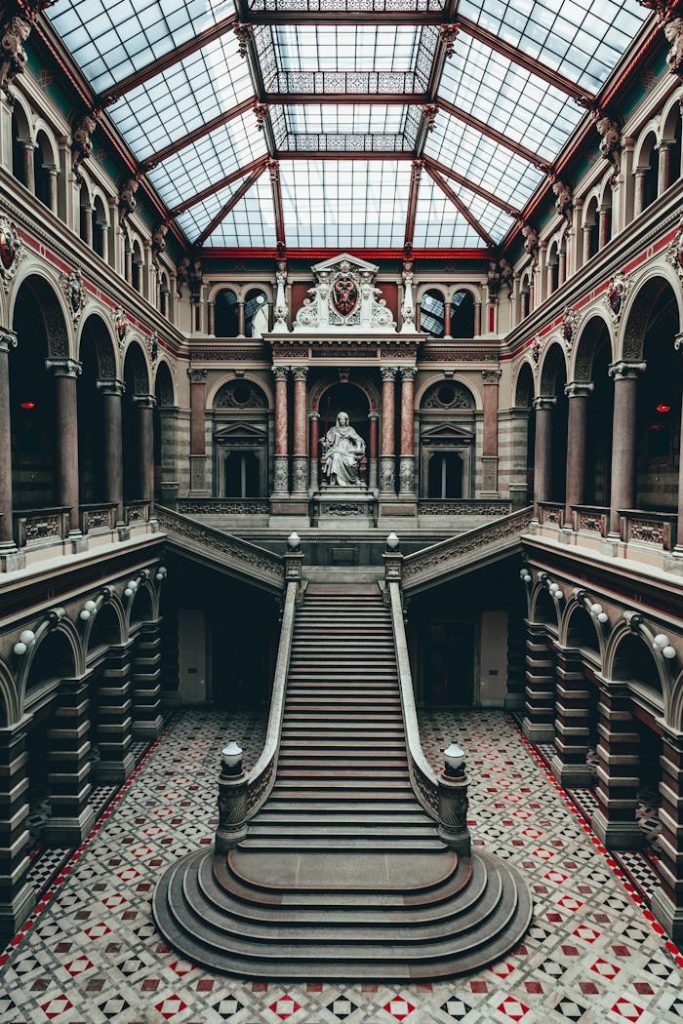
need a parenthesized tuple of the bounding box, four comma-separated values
(294, 253, 396, 332)
(332, 272, 359, 317)
(62, 268, 86, 325)
(112, 306, 128, 349)
(0, 218, 23, 288)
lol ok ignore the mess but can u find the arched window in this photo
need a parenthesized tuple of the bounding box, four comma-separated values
(34, 130, 57, 213)
(450, 290, 475, 338)
(215, 289, 239, 337)
(11, 105, 32, 190)
(131, 241, 144, 294)
(635, 132, 659, 215)
(520, 275, 531, 319)
(420, 289, 445, 337)
(92, 195, 108, 260)
(583, 197, 599, 261)
(159, 273, 170, 317)
(244, 289, 268, 337)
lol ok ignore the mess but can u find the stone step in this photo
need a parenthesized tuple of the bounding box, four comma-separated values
(238, 836, 446, 852)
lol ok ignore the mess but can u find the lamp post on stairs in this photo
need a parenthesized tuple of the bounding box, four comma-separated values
(215, 742, 248, 852)
(437, 744, 471, 856)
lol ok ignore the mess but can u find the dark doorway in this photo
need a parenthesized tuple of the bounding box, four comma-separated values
(427, 452, 463, 498)
(422, 620, 475, 706)
(224, 451, 260, 497)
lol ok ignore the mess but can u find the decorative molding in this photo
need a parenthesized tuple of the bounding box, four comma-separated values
(0, 216, 25, 290)
(60, 268, 86, 327)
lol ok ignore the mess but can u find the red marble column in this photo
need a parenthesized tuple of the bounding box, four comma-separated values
(399, 367, 416, 496)
(565, 382, 592, 522)
(47, 358, 82, 534)
(291, 366, 308, 495)
(608, 361, 644, 536)
(0, 329, 17, 548)
(443, 298, 452, 339)
(309, 413, 320, 491)
(380, 367, 397, 494)
(273, 366, 290, 495)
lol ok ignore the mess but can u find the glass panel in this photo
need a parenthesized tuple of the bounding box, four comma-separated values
(47, 0, 235, 94)
(176, 177, 247, 242)
(272, 25, 423, 71)
(458, 0, 647, 93)
(439, 33, 583, 162)
(424, 109, 543, 208)
(450, 182, 516, 244)
(280, 160, 410, 246)
(249, 0, 444, 9)
(109, 34, 253, 161)
(147, 112, 267, 208)
(203, 174, 276, 247)
(414, 177, 484, 248)
(273, 104, 414, 152)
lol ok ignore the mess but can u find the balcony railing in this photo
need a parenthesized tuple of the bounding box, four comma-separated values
(124, 500, 151, 525)
(13, 507, 71, 549)
(417, 498, 513, 516)
(571, 504, 609, 537)
(619, 509, 678, 551)
(177, 498, 271, 516)
(537, 501, 564, 527)
(80, 502, 117, 534)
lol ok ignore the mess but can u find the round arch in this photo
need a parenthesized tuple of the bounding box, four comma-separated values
(529, 585, 559, 629)
(154, 360, 176, 407)
(78, 311, 118, 381)
(619, 270, 683, 362)
(571, 314, 614, 383)
(9, 268, 72, 359)
(207, 372, 273, 410)
(18, 617, 84, 711)
(127, 581, 156, 631)
(123, 339, 151, 396)
(0, 657, 20, 727)
(605, 622, 669, 712)
(560, 599, 604, 660)
(513, 360, 535, 408)
(414, 373, 482, 412)
(310, 375, 380, 415)
(84, 598, 125, 663)
(539, 341, 569, 397)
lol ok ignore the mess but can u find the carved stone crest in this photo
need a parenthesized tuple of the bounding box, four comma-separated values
(148, 330, 159, 366)
(0, 11, 34, 100)
(561, 306, 580, 352)
(61, 268, 86, 325)
(112, 306, 128, 350)
(531, 336, 541, 365)
(605, 271, 630, 322)
(332, 270, 359, 317)
(0, 217, 22, 287)
(294, 253, 396, 332)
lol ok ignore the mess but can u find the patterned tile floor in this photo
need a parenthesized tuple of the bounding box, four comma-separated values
(1, 708, 683, 1023)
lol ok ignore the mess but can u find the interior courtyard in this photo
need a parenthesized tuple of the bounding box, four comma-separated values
(1, 0, 683, 1020)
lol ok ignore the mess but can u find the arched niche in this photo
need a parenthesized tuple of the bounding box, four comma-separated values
(212, 379, 270, 498)
(86, 600, 123, 663)
(214, 288, 240, 337)
(418, 380, 476, 499)
(573, 315, 614, 507)
(154, 361, 176, 503)
(450, 289, 475, 338)
(565, 604, 601, 658)
(420, 288, 445, 337)
(539, 342, 569, 504)
(78, 314, 118, 505)
(514, 362, 536, 503)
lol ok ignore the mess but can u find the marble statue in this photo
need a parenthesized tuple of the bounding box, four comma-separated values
(321, 412, 366, 487)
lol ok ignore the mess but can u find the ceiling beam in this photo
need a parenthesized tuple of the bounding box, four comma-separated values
(264, 92, 429, 105)
(195, 163, 266, 246)
(273, 150, 415, 160)
(140, 97, 256, 171)
(426, 163, 495, 248)
(423, 155, 521, 217)
(437, 97, 548, 168)
(97, 14, 237, 106)
(169, 155, 270, 216)
(269, 160, 286, 250)
(404, 159, 422, 251)
(247, 11, 445, 24)
(456, 15, 595, 104)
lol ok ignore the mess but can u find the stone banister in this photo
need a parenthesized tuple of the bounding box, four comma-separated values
(402, 506, 533, 594)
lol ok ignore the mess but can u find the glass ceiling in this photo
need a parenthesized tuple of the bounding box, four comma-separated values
(46, 0, 651, 252)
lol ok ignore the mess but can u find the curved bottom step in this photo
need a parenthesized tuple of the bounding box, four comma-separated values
(153, 848, 532, 981)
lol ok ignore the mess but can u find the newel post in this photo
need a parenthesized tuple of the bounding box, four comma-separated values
(437, 744, 471, 856)
(215, 742, 248, 852)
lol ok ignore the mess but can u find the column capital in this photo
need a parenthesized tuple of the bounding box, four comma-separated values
(400, 366, 417, 382)
(565, 380, 594, 398)
(187, 368, 207, 384)
(533, 396, 557, 411)
(381, 366, 398, 382)
(608, 360, 646, 380)
(481, 368, 502, 384)
(45, 357, 82, 378)
(96, 378, 125, 396)
(309, 411, 320, 421)
(368, 411, 380, 421)
(0, 327, 17, 353)
(132, 393, 156, 409)
(292, 365, 309, 381)
(273, 365, 290, 382)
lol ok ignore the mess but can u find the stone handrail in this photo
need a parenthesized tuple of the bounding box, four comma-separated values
(155, 506, 285, 593)
(402, 506, 533, 593)
(246, 578, 298, 816)
(388, 579, 439, 821)
(618, 508, 678, 551)
(13, 506, 71, 548)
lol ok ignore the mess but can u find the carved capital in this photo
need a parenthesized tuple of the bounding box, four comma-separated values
(96, 379, 125, 397)
(565, 381, 594, 399)
(132, 393, 156, 409)
(533, 396, 557, 411)
(45, 358, 82, 379)
(0, 326, 18, 353)
(273, 366, 290, 382)
(187, 368, 208, 384)
(400, 367, 417, 382)
(481, 368, 502, 384)
(381, 366, 398, 382)
(608, 360, 646, 381)
(292, 365, 308, 381)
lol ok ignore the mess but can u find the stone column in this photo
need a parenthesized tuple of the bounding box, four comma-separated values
(380, 367, 398, 495)
(188, 368, 208, 495)
(93, 642, 135, 782)
(564, 382, 593, 522)
(0, 719, 35, 945)
(131, 621, 163, 739)
(522, 623, 556, 743)
(22, 143, 35, 194)
(133, 394, 156, 509)
(291, 366, 309, 496)
(443, 296, 452, 339)
(591, 682, 643, 849)
(237, 300, 246, 338)
(651, 733, 683, 941)
(97, 379, 124, 525)
(482, 368, 501, 496)
(582, 224, 593, 264)
(633, 169, 647, 217)
(532, 396, 556, 515)
(368, 412, 379, 490)
(309, 413, 320, 492)
(207, 301, 215, 337)
(608, 361, 645, 536)
(46, 358, 82, 536)
(598, 206, 611, 250)
(550, 648, 594, 787)
(0, 328, 17, 551)
(399, 367, 416, 495)
(82, 206, 94, 249)
(474, 301, 482, 337)
(46, 168, 59, 215)
(44, 677, 95, 846)
(273, 366, 290, 496)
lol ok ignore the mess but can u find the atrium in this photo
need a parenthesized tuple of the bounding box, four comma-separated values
(1, 0, 683, 1020)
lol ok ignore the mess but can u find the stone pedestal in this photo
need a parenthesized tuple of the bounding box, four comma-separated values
(311, 486, 377, 528)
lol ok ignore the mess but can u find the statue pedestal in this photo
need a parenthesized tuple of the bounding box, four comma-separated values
(311, 486, 378, 529)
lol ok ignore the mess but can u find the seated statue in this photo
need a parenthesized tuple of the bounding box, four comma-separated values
(321, 411, 366, 487)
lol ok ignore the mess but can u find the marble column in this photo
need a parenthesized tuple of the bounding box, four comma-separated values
(291, 366, 309, 496)
(633, 169, 647, 217)
(97, 379, 124, 525)
(564, 382, 593, 522)
(0, 720, 35, 945)
(399, 367, 416, 495)
(591, 683, 643, 849)
(133, 394, 156, 510)
(44, 676, 95, 846)
(237, 300, 246, 338)
(532, 396, 556, 515)
(309, 413, 320, 492)
(380, 367, 398, 495)
(22, 143, 35, 194)
(522, 624, 556, 743)
(131, 622, 163, 740)
(582, 224, 594, 264)
(207, 301, 215, 337)
(443, 297, 452, 339)
(608, 361, 645, 536)
(46, 168, 58, 215)
(482, 368, 501, 495)
(368, 412, 379, 490)
(598, 206, 611, 249)
(651, 733, 683, 941)
(188, 368, 207, 495)
(273, 366, 290, 496)
(82, 205, 94, 248)
(0, 328, 17, 550)
(550, 648, 594, 788)
(93, 641, 135, 783)
(46, 358, 82, 535)
(474, 301, 482, 337)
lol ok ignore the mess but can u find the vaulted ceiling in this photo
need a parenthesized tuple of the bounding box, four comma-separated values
(47, 0, 650, 255)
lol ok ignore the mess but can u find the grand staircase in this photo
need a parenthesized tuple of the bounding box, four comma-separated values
(153, 583, 531, 979)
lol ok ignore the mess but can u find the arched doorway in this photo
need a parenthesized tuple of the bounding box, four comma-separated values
(212, 379, 269, 498)
(537, 344, 568, 506)
(122, 342, 152, 504)
(514, 363, 535, 504)
(418, 380, 475, 499)
(78, 316, 118, 509)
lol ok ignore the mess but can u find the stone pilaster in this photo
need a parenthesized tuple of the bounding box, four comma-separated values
(46, 358, 82, 536)
(93, 642, 135, 783)
(0, 720, 35, 945)
(399, 367, 416, 496)
(380, 367, 397, 496)
(591, 683, 643, 849)
(651, 733, 683, 941)
(481, 368, 501, 497)
(188, 368, 208, 496)
(309, 413, 320, 492)
(522, 623, 556, 743)
(44, 678, 95, 846)
(131, 622, 163, 740)
(550, 647, 594, 787)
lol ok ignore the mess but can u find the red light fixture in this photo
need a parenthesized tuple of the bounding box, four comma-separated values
(656, 403, 671, 414)
(19, 401, 36, 411)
